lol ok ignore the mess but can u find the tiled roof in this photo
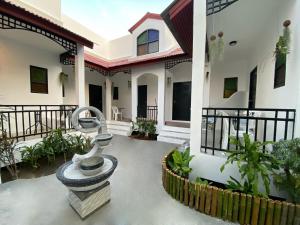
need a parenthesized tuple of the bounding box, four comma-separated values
(0, 0, 94, 48)
(85, 48, 185, 69)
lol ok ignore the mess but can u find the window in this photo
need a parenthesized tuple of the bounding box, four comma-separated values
(224, 77, 238, 98)
(30, 66, 48, 94)
(113, 87, 119, 100)
(137, 29, 159, 56)
(274, 53, 286, 88)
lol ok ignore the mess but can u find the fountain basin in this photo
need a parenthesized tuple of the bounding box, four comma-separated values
(80, 156, 104, 176)
(56, 155, 118, 191)
(78, 118, 97, 129)
(94, 133, 113, 146)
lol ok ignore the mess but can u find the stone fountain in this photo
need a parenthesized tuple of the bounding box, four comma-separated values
(56, 106, 117, 219)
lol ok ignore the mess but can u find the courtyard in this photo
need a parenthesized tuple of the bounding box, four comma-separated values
(0, 135, 233, 225)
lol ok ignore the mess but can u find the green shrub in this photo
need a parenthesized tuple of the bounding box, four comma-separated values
(21, 129, 92, 168)
(168, 148, 194, 178)
(220, 133, 279, 197)
(272, 138, 300, 203)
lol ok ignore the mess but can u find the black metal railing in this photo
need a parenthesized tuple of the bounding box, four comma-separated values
(201, 108, 296, 155)
(0, 105, 78, 141)
(137, 105, 158, 123)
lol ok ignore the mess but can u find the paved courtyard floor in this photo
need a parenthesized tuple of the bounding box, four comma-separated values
(0, 135, 235, 225)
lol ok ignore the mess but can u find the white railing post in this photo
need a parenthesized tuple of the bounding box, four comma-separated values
(131, 75, 138, 122)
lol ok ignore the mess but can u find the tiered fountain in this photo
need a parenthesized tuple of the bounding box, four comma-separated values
(56, 106, 117, 219)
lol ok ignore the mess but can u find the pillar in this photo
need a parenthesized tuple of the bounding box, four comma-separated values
(131, 75, 138, 122)
(190, 0, 207, 153)
(157, 72, 166, 131)
(105, 77, 112, 120)
(75, 44, 85, 107)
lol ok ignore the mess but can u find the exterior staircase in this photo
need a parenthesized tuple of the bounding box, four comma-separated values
(106, 120, 132, 136)
(157, 125, 190, 145)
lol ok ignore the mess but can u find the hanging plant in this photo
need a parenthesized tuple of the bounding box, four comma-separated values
(274, 20, 291, 57)
(59, 72, 68, 85)
(209, 35, 217, 62)
(217, 31, 225, 61)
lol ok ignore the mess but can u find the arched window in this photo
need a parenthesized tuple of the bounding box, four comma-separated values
(137, 29, 159, 56)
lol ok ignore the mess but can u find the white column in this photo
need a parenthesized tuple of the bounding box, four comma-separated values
(105, 77, 112, 120)
(75, 44, 85, 107)
(292, 1, 300, 136)
(157, 72, 166, 131)
(190, 1, 207, 153)
(131, 75, 138, 122)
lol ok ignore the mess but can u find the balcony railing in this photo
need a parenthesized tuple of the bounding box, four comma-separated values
(137, 105, 158, 123)
(0, 105, 78, 141)
(201, 108, 296, 155)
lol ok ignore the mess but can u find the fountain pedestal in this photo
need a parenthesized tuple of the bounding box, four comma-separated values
(68, 181, 110, 219)
(56, 106, 117, 219)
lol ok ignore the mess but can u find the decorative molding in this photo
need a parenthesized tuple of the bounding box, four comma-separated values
(165, 58, 192, 70)
(206, 0, 239, 16)
(0, 12, 77, 55)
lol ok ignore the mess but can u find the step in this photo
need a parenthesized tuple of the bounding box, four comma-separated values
(157, 135, 188, 145)
(160, 125, 190, 133)
(159, 130, 190, 139)
(108, 128, 131, 136)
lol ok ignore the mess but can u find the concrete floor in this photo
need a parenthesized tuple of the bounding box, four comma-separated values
(0, 135, 235, 225)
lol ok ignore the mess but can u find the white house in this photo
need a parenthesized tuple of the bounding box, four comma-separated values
(0, 0, 299, 164)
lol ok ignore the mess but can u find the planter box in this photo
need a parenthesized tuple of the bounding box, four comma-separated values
(162, 151, 300, 225)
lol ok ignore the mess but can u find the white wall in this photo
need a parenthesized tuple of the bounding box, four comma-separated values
(62, 66, 107, 116)
(209, 59, 249, 107)
(137, 74, 158, 107)
(110, 72, 132, 119)
(0, 35, 63, 105)
(131, 18, 179, 57)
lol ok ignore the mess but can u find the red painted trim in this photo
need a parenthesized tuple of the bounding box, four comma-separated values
(128, 12, 162, 33)
(169, 0, 192, 19)
(0, 1, 94, 48)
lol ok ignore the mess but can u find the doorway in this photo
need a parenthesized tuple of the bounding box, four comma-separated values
(89, 84, 102, 114)
(248, 67, 257, 109)
(172, 81, 191, 121)
(138, 85, 147, 118)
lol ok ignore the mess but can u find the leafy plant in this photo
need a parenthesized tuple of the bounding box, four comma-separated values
(145, 120, 156, 136)
(20, 129, 92, 168)
(0, 131, 18, 178)
(168, 148, 194, 178)
(272, 139, 300, 203)
(21, 144, 42, 169)
(220, 134, 279, 197)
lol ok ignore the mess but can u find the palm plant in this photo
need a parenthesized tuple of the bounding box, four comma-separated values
(220, 134, 279, 197)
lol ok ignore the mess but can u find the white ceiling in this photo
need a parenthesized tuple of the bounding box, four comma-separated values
(0, 29, 66, 54)
(206, 0, 285, 61)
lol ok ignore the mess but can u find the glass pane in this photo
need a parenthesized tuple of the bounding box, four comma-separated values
(224, 77, 238, 98)
(148, 30, 159, 42)
(137, 31, 148, 45)
(149, 41, 159, 53)
(30, 66, 47, 84)
(137, 44, 148, 56)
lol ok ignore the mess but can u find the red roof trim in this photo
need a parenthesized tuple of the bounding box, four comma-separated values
(129, 12, 162, 33)
(169, 0, 192, 19)
(0, 1, 94, 49)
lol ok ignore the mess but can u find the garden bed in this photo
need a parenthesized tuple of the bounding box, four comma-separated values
(162, 151, 300, 225)
(1, 154, 72, 183)
(130, 132, 158, 141)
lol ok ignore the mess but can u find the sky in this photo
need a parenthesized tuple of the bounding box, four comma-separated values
(61, 0, 173, 40)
